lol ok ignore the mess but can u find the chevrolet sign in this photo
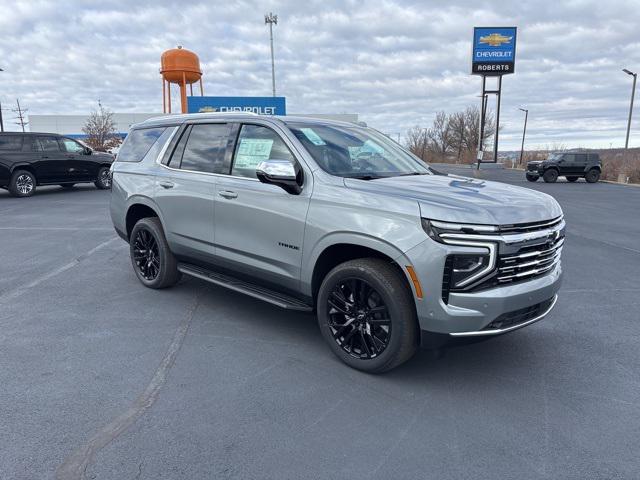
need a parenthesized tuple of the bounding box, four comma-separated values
(472, 27, 517, 75)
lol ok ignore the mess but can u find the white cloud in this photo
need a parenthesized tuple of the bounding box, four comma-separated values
(0, 0, 638, 148)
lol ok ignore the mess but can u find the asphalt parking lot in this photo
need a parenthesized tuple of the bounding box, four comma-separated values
(1, 170, 639, 480)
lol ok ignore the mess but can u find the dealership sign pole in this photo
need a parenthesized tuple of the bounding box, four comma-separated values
(472, 27, 517, 169)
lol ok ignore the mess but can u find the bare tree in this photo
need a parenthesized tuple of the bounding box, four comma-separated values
(405, 125, 428, 161)
(425, 111, 452, 161)
(82, 104, 122, 152)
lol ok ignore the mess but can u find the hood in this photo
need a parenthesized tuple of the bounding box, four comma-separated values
(93, 151, 115, 161)
(343, 173, 562, 225)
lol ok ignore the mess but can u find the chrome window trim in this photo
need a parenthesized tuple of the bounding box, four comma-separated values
(154, 126, 179, 164)
(449, 294, 558, 337)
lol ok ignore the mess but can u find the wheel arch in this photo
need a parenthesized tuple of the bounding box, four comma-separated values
(125, 198, 164, 240)
(305, 234, 415, 304)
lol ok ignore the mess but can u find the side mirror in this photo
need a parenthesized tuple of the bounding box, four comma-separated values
(256, 159, 302, 195)
(84, 147, 92, 155)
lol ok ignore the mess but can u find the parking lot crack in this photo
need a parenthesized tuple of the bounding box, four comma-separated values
(55, 291, 201, 480)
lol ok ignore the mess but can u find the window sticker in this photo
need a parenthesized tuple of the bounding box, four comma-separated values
(235, 138, 274, 169)
(300, 128, 326, 146)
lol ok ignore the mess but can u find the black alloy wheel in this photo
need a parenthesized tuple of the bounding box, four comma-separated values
(543, 169, 558, 183)
(585, 169, 600, 183)
(327, 278, 391, 359)
(133, 228, 161, 281)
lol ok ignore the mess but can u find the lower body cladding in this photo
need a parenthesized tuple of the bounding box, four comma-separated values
(403, 238, 563, 347)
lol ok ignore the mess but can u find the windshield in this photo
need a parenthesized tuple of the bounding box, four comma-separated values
(287, 123, 431, 179)
(547, 153, 563, 161)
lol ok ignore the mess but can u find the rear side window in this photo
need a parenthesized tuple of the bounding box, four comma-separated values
(575, 154, 587, 164)
(0, 135, 24, 150)
(117, 127, 167, 162)
(37, 137, 62, 152)
(179, 123, 229, 173)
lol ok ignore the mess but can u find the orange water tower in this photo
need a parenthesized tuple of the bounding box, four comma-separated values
(160, 46, 204, 114)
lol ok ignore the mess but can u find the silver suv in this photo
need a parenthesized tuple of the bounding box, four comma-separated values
(110, 113, 564, 372)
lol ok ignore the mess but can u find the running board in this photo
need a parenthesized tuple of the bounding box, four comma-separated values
(177, 263, 313, 311)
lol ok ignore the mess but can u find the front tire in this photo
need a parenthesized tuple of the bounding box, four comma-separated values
(95, 166, 111, 189)
(526, 173, 538, 182)
(585, 169, 600, 183)
(9, 170, 36, 197)
(543, 169, 558, 183)
(317, 258, 418, 373)
(129, 217, 181, 289)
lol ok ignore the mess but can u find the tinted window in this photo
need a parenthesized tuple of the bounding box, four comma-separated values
(0, 135, 24, 151)
(61, 138, 85, 153)
(37, 137, 62, 152)
(231, 125, 295, 178)
(575, 154, 587, 165)
(117, 127, 167, 162)
(167, 126, 190, 168)
(562, 154, 575, 163)
(180, 123, 229, 173)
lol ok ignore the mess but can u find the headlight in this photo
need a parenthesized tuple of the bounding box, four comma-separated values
(422, 219, 497, 242)
(423, 219, 498, 289)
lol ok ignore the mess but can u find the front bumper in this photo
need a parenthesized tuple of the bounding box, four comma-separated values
(402, 237, 563, 342)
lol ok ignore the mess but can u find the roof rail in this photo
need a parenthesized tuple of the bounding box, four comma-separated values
(140, 111, 262, 124)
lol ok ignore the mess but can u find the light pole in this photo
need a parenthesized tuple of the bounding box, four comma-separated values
(265, 12, 278, 97)
(623, 68, 637, 150)
(0, 67, 4, 132)
(518, 108, 528, 167)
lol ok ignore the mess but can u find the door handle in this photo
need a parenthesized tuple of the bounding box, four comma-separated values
(159, 181, 175, 189)
(218, 190, 238, 199)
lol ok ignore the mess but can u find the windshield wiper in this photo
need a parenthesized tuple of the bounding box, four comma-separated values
(349, 174, 385, 180)
(397, 172, 427, 176)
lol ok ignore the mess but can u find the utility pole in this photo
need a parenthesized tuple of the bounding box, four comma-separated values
(623, 68, 637, 150)
(265, 12, 278, 97)
(518, 108, 528, 166)
(13, 99, 28, 132)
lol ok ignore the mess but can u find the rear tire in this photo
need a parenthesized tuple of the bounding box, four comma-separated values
(566, 176, 579, 182)
(525, 173, 538, 182)
(95, 166, 111, 189)
(543, 169, 558, 183)
(9, 170, 36, 197)
(129, 217, 181, 289)
(317, 258, 418, 373)
(585, 169, 600, 183)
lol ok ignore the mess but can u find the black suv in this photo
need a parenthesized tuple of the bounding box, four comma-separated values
(0, 132, 114, 197)
(526, 152, 602, 183)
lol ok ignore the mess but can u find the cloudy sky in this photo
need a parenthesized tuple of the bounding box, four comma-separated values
(0, 0, 639, 149)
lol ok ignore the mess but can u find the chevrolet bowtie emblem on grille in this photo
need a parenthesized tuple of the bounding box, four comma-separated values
(479, 33, 513, 47)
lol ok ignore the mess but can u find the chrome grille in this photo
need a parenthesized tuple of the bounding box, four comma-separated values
(496, 237, 563, 285)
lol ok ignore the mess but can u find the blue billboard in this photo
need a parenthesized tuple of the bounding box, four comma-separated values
(472, 27, 517, 75)
(187, 96, 286, 115)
